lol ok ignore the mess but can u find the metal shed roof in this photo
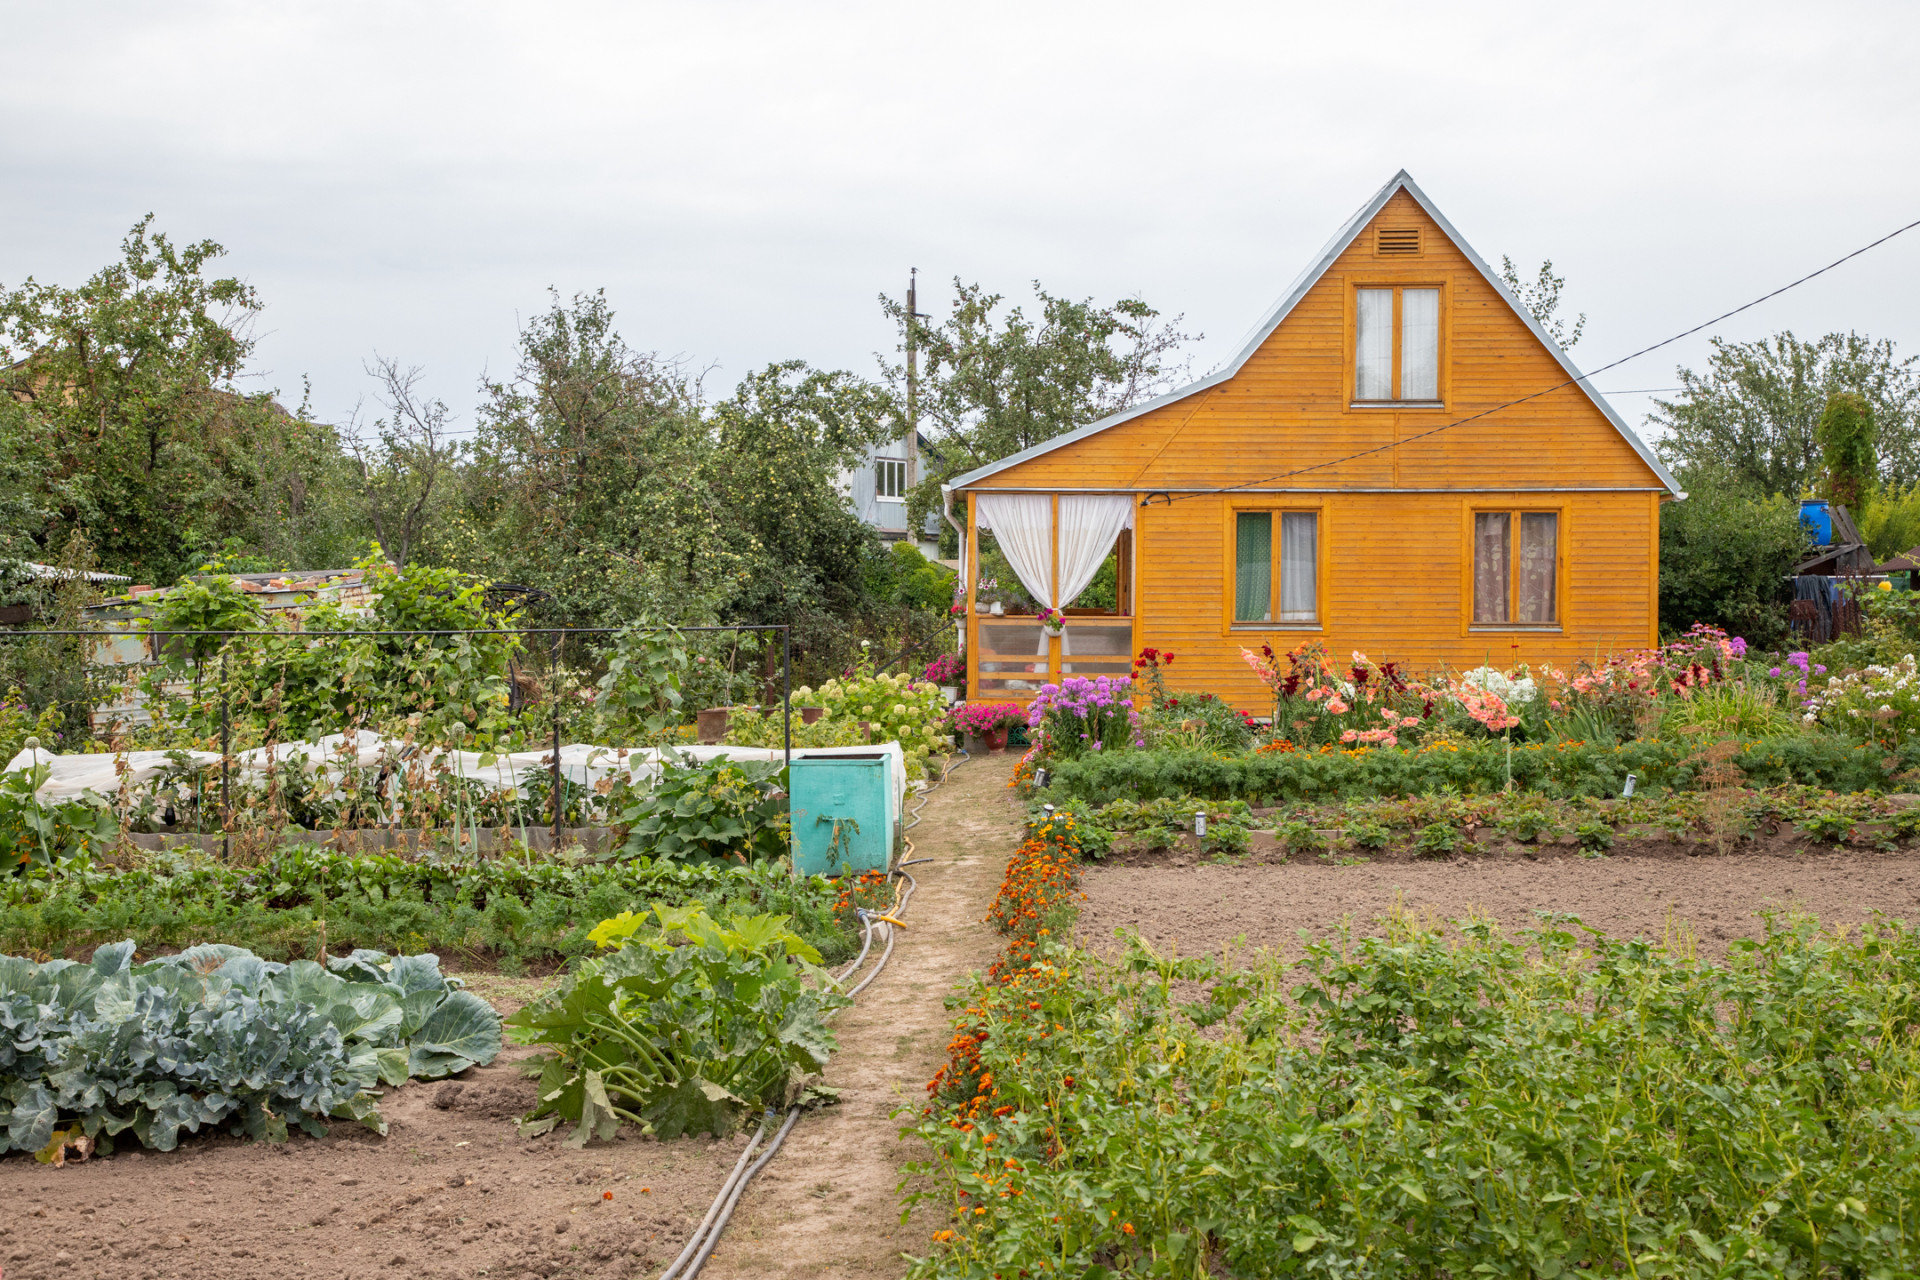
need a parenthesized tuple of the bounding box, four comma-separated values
(949, 171, 1683, 497)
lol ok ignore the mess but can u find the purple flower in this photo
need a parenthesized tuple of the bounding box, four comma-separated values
(1814, 664, 1827, 675)
(1769, 667, 1782, 677)
(1788, 652, 1810, 672)
(1729, 637, 1748, 658)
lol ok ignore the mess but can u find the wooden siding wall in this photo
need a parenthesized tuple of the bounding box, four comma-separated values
(961, 189, 1668, 710)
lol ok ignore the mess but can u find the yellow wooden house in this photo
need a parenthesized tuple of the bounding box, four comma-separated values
(948, 171, 1683, 709)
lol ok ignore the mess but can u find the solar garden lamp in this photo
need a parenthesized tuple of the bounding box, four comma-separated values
(1622, 773, 1637, 798)
(1194, 810, 1208, 838)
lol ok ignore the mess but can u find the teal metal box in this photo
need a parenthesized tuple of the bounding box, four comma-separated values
(789, 753, 895, 877)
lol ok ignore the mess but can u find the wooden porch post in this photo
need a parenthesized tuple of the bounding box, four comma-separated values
(966, 491, 979, 700)
(1050, 494, 1061, 682)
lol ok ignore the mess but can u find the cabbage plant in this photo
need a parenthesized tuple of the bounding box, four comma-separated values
(0, 941, 500, 1160)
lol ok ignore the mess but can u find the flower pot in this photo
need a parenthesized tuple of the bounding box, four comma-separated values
(985, 728, 1009, 752)
(800, 706, 825, 725)
(1043, 625, 1064, 638)
(989, 601, 1004, 616)
(975, 602, 989, 614)
(940, 686, 959, 705)
(695, 707, 732, 744)
(964, 731, 988, 754)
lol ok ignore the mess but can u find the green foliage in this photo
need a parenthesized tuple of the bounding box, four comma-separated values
(0, 843, 855, 968)
(507, 904, 847, 1143)
(796, 670, 950, 778)
(612, 754, 789, 863)
(0, 939, 499, 1156)
(1658, 680, 1792, 739)
(1201, 821, 1249, 857)
(1342, 816, 1392, 850)
(723, 707, 867, 749)
(1044, 736, 1910, 806)
(1658, 475, 1806, 647)
(1652, 330, 1920, 495)
(1413, 821, 1460, 856)
(150, 572, 264, 669)
(1856, 484, 1920, 560)
(1145, 689, 1254, 752)
(909, 916, 1920, 1278)
(1800, 809, 1856, 844)
(1817, 390, 1877, 508)
(0, 760, 118, 874)
(1273, 818, 1326, 857)
(1574, 819, 1615, 852)
(593, 623, 688, 743)
(1497, 256, 1585, 349)
(0, 218, 359, 582)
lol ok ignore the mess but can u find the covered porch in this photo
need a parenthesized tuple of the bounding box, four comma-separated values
(960, 491, 1137, 700)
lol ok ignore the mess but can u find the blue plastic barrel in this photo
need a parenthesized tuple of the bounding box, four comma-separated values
(1799, 499, 1832, 546)
(788, 754, 896, 877)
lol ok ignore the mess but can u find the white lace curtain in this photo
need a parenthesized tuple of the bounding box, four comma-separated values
(976, 494, 1133, 608)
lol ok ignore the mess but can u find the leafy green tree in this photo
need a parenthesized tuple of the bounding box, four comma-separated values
(0, 218, 368, 580)
(1498, 257, 1585, 350)
(705, 360, 893, 667)
(1652, 332, 1920, 497)
(1658, 472, 1808, 646)
(451, 290, 741, 628)
(880, 280, 1195, 529)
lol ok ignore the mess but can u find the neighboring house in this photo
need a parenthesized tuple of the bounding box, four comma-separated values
(949, 171, 1683, 707)
(841, 433, 943, 557)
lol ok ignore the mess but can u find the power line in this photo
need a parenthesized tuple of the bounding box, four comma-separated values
(1156, 214, 1920, 504)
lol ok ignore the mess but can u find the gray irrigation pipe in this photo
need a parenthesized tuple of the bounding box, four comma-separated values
(664, 747, 971, 1280)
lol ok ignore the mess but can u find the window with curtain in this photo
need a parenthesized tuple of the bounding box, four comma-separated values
(1353, 285, 1442, 403)
(875, 458, 906, 499)
(1473, 510, 1559, 626)
(1233, 510, 1318, 625)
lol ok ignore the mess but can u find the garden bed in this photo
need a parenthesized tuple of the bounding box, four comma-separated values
(1078, 841, 1920, 963)
(0, 976, 753, 1280)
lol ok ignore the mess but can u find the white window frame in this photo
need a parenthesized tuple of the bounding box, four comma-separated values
(876, 457, 907, 501)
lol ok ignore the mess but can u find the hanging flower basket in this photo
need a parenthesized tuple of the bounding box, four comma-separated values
(1036, 606, 1066, 636)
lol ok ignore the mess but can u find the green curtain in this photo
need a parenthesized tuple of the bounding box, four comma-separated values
(1235, 512, 1272, 622)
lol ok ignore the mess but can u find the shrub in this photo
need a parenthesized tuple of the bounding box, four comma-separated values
(1413, 822, 1459, 857)
(797, 671, 949, 777)
(1146, 690, 1256, 752)
(1801, 655, 1920, 748)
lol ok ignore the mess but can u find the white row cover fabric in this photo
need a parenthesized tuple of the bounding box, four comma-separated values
(2, 739, 908, 829)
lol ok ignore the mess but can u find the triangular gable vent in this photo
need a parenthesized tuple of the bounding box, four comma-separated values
(1375, 226, 1421, 256)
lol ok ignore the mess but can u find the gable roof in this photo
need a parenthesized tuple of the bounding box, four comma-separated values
(949, 171, 1683, 496)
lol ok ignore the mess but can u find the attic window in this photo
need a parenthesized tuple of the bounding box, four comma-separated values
(1375, 227, 1421, 257)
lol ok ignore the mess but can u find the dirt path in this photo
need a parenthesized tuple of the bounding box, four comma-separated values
(698, 754, 1019, 1280)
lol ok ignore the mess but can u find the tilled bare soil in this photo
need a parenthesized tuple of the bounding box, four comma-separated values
(1, 1000, 757, 1280)
(1078, 839, 1920, 963)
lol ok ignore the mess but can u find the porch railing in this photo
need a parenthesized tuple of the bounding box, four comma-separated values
(974, 615, 1133, 697)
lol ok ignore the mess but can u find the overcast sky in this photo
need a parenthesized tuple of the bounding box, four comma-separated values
(4, 0, 1918, 445)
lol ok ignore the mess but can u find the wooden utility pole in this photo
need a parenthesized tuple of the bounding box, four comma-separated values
(904, 268, 920, 494)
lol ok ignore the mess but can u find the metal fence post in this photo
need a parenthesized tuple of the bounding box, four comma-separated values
(551, 631, 563, 853)
(220, 651, 231, 861)
(782, 625, 791, 773)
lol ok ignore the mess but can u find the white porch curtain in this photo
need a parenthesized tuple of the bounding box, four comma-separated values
(1057, 496, 1134, 608)
(976, 494, 1054, 606)
(975, 493, 1134, 609)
